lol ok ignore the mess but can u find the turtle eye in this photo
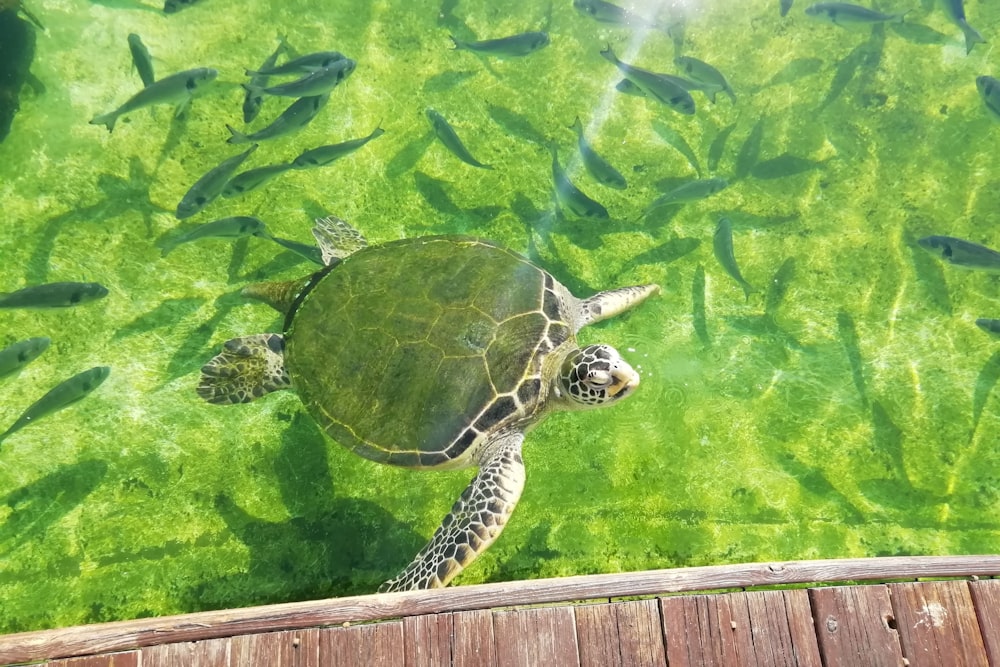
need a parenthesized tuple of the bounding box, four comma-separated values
(585, 369, 613, 388)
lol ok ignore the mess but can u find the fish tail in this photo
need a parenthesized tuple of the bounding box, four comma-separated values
(598, 44, 617, 64)
(240, 82, 263, 96)
(449, 35, 465, 50)
(961, 20, 986, 54)
(89, 112, 117, 133)
(225, 124, 251, 144)
(568, 116, 583, 135)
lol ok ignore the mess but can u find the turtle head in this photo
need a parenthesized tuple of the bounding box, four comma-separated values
(558, 344, 639, 408)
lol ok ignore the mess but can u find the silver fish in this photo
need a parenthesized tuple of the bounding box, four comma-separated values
(0, 337, 50, 379)
(713, 218, 756, 300)
(569, 117, 626, 189)
(573, 0, 662, 28)
(222, 163, 294, 197)
(976, 318, 1000, 337)
(127, 33, 155, 88)
(227, 94, 329, 144)
(977, 76, 1000, 120)
(175, 144, 258, 220)
(243, 36, 291, 123)
(246, 58, 355, 98)
(550, 143, 609, 220)
(647, 178, 728, 212)
(292, 126, 385, 169)
(674, 56, 735, 103)
(804, 3, 906, 24)
(161, 216, 269, 256)
(426, 109, 492, 169)
(450, 32, 550, 57)
(246, 51, 346, 76)
(918, 235, 1000, 272)
(89, 67, 218, 132)
(0, 366, 111, 446)
(0, 282, 109, 309)
(164, 0, 202, 12)
(600, 45, 695, 115)
(941, 0, 985, 54)
(781, 0, 794, 16)
(267, 235, 325, 265)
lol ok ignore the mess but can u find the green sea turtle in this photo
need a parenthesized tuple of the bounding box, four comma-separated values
(198, 216, 660, 592)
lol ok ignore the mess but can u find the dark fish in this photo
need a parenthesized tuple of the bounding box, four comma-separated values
(764, 258, 797, 316)
(976, 318, 1000, 337)
(0, 366, 111, 446)
(127, 33, 155, 88)
(222, 163, 294, 197)
(569, 117, 626, 189)
(941, 0, 985, 54)
(89, 67, 218, 132)
(733, 118, 764, 181)
(750, 153, 826, 179)
(573, 0, 661, 28)
(292, 126, 385, 169)
(707, 123, 736, 173)
(918, 235, 1000, 272)
(674, 56, 735, 103)
(781, 0, 794, 16)
(246, 51, 345, 76)
(0, 282, 109, 309)
(549, 143, 609, 220)
(161, 216, 269, 256)
(651, 120, 702, 177)
(175, 144, 258, 219)
(0, 9, 36, 143)
(647, 178, 727, 212)
(267, 235, 325, 265)
(977, 76, 1000, 120)
(713, 217, 755, 299)
(243, 36, 291, 123)
(836, 311, 868, 406)
(600, 45, 695, 115)
(426, 108, 492, 169)
(227, 94, 329, 143)
(692, 264, 710, 348)
(450, 32, 550, 57)
(804, 2, 906, 24)
(0, 337, 50, 379)
(245, 58, 355, 98)
(164, 0, 202, 12)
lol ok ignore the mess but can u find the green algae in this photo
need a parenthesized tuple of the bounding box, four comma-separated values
(1, 0, 1000, 634)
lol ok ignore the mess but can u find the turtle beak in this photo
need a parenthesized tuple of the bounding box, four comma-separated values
(607, 366, 639, 399)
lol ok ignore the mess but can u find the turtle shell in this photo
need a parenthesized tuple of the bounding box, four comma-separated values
(285, 236, 573, 468)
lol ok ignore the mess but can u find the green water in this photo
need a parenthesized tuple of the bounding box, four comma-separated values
(1, 0, 999, 634)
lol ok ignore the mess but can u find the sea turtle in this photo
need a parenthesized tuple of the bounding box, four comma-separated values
(198, 216, 660, 592)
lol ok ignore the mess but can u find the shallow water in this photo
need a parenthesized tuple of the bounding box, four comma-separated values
(1, 0, 999, 634)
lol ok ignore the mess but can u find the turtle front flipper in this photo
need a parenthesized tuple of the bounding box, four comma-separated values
(577, 284, 661, 328)
(312, 215, 368, 266)
(379, 431, 526, 593)
(197, 334, 291, 404)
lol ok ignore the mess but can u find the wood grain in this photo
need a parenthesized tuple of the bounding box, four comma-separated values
(969, 579, 1000, 666)
(810, 584, 904, 666)
(889, 580, 988, 667)
(493, 606, 578, 667)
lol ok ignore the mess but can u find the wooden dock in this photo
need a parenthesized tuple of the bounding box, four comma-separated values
(3, 556, 1000, 666)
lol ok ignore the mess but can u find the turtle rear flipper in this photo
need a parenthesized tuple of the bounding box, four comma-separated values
(198, 334, 290, 404)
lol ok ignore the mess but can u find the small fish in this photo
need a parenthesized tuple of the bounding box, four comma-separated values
(175, 144, 258, 220)
(222, 163, 294, 197)
(227, 94, 329, 144)
(450, 32, 550, 57)
(549, 143, 609, 220)
(245, 58, 355, 98)
(647, 178, 728, 212)
(651, 120, 703, 177)
(0, 337, 50, 379)
(976, 318, 1000, 337)
(127, 33, 155, 88)
(0, 282, 109, 309)
(569, 117, 626, 189)
(243, 36, 291, 123)
(781, 0, 794, 16)
(246, 51, 346, 76)
(713, 218, 755, 300)
(164, 0, 202, 12)
(161, 216, 269, 256)
(0, 366, 111, 446)
(692, 265, 710, 348)
(707, 123, 736, 173)
(674, 56, 735, 103)
(918, 235, 1000, 272)
(977, 76, 1000, 120)
(600, 46, 695, 116)
(804, 3, 906, 24)
(426, 109, 492, 169)
(89, 67, 218, 132)
(573, 0, 661, 29)
(267, 235, 325, 265)
(292, 126, 385, 169)
(941, 0, 985, 54)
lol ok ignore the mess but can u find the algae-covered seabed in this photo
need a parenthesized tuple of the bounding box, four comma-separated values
(1, 0, 999, 633)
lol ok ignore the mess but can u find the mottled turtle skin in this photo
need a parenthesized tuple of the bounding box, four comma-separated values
(199, 217, 660, 593)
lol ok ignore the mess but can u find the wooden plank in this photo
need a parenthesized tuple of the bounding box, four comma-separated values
(290, 628, 321, 667)
(404, 613, 453, 667)
(889, 580, 988, 667)
(969, 579, 1000, 666)
(4, 556, 1000, 664)
(744, 590, 822, 667)
(575, 602, 620, 666)
(230, 630, 298, 665)
(661, 592, 757, 666)
(614, 599, 666, 666)
(810, 584, 904, 667)
(493, 606, 579, 667)
(452, 608, 496, 667)
(320, 621, 404, 665)
(140, 641, 225, 667)
(45, 652, 139, 667)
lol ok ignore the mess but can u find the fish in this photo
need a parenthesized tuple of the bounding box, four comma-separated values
(426, 109, 492, 169)
(549, 143, 609, 220)
(246, 51, 346, 76)
(163, 0, 202, 12)
(0, 282, 109, 309)
(569, 117, 626, 190)
(647, 178, 728, 212)
(651, 120, 702, 177)
(572, 0, 661, 29)
(292, 126, 386, 169)
(0, 366, 111, 446)
(127, 33, 155, 88)
(161, 216, 269, 256)
(243, 36, 291, 123)
(804, 2, 906, 24)
(450, 32, 550, 57)
(267, 235, 325, 265)
(977, 76, 1000, 120)
(244, 58, 355, 98)
(918, 235, 1000, 272)
(781, 0, 794, 16)
(89, 67, 218, 132)
(674, 56, 735, 103)
(0, 9, 36, 144)
(175, 144, 258, 220)
(707, 123, 736, 173)
(692, 264, 710, 348)
(941, 0, 985, 54)
(222, 163, 294, 197)
(227, 94, 329, 144)
(0, 337, 50, 379)
(976, 318, 1000, 337)
(600, 45, 695, 115)
(713, 217, 756, 300)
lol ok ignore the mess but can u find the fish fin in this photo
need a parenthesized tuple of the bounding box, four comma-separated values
(240, 82, 263, 95)
(225, 125, 251, 144)
(599, 44, 617, 63)
(89, 112, 117, 133)
(569, 116, 583, 134)
(961, 20, 986, 54)
(707, 90, 717, 104)
(449, 35, 464, 50)
(174, 96, 191, 119)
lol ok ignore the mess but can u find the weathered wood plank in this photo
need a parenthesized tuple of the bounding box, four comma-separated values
(493, 606, 579, 667)
(4, 556, 999, 664)
(320, 621, 405, 665)
(452, 609, 496, 666)
(744, 589, 822, 667)
(404, 613, 453, 667)
(889, 580, 988, 667)
(230, 630, 299, 665)
(575, 602, 619, 666)
(291, 628, 321, 667)
(969, 579, 1000, 666)
(140, 641, 225, 667)
(810, 584, 903, 667)
(615, 599, 666, 666)
(45, 651, 139, 667)
(661, 594, 753, 666)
